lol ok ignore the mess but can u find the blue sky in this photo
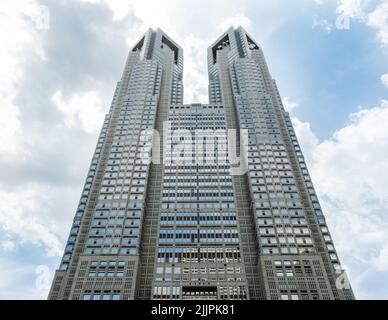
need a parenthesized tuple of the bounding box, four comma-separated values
(0, 0, 387, 299)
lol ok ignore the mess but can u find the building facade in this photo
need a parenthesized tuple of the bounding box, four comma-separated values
(48, 27, 354, 300)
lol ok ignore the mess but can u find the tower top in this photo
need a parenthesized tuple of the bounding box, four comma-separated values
(208, 26, 260, 65)
(131, 28, 182, 65)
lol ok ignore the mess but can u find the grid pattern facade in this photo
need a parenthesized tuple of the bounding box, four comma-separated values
(49, 27, 354, 300)
(49, 28, 183, 300)
(152, 104, 249, 300)
(207, 26, 354, 300)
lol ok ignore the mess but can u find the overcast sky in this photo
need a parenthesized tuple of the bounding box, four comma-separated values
(0, 0, 387, 299)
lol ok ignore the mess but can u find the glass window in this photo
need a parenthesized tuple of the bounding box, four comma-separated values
(156, 267, 163, 274)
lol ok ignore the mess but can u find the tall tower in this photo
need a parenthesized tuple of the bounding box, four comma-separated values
(207, 26, 354, 300)
(49, 28, 183, 300)
(49, 27, 354, 300)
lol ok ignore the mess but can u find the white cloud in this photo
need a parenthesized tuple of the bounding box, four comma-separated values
(182, 34, 208, 103)
(52, 90, 105, 133)
(336, 0, 368, 20)
(312, 15, 333, 32)
(0, 257, 50, 300)
(367, 0, 388, 46)
(282, 97, 299, 113)
(293, 100, 388, 274)
(333, 0, 388, 46)
(0, 184, 67, 257)
(1, 240, 16, 251)
(0, 1, 101, 264)
(0, 0, 45, 156)
(382, 73, 388, 87)
(372, 244, 388, 271)
(217, 13, 253, 33)
(81, 0, 179, 28)
(291, 117, 319, 166)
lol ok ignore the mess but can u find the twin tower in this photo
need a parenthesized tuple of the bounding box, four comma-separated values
(49, 27, 354, 300)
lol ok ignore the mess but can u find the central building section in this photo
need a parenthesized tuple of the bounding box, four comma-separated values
(151, 104, 249, 300)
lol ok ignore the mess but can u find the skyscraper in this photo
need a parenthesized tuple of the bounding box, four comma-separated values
(48, 27, 354, 300)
